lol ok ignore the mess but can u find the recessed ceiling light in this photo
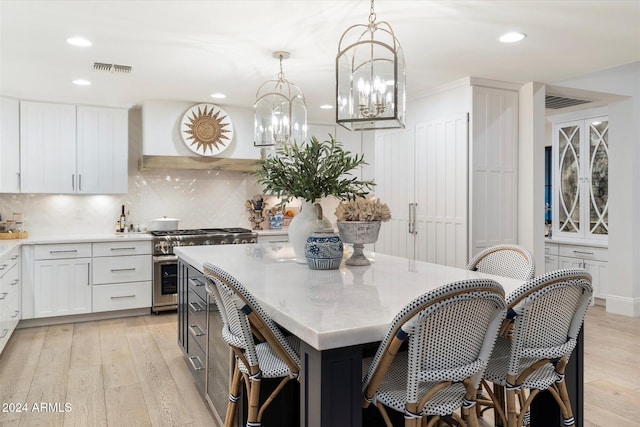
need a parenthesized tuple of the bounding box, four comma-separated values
(210, 93, 226, 99)
(499, 32, 527, 43)
(320, 104, 333, 110)
(72, 79, 92, 86)
(66, 37, 92, 47)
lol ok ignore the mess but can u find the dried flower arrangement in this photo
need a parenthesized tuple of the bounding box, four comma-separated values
(335, 197, 391, 222)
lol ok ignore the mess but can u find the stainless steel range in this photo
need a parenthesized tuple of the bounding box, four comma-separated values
(151, 227, 257, 312)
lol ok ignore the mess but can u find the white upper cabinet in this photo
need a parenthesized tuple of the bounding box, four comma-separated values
(553, 116, 609, 241)
(76, 106, 128, 194)
(20, 101, 128, 194)
(0, 97, 21, 193)
(20, 101, 77, 193)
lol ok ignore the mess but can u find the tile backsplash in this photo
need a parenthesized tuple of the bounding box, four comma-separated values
(0, 108, 265, 236)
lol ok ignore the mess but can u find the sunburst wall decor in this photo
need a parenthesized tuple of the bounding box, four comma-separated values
(180, 103, 234, 156)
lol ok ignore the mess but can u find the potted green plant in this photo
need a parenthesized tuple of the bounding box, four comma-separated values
(253, 135, 375, 262)
(335, 197, 391, 265)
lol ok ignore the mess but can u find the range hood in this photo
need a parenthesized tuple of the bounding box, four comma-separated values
(139, 155, 259, 172)
(140, 100, 261, 173)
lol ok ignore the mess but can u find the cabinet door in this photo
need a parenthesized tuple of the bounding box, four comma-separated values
(545, 254, 559, 272)
(584, 259, 608, 300)
(558, 256, 583, 270)
(20, 101, 77, 193)
(76, 106, 128, 194)
(0, 97, 21, 193)
(374, 128, 415, 259)
(33, 258, 91, 317)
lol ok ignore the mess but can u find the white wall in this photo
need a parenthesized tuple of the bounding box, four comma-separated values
(552, 62, 640, 316)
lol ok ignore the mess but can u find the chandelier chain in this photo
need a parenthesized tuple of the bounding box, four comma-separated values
(278, 54, 285, 80)
(368, 0, 376, 23)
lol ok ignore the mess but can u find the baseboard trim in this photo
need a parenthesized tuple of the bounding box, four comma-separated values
(605, 295, 640, 317)
(16, 307, 153, 328)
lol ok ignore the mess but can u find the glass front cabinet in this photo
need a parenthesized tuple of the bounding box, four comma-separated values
(552, 116, 609, 241)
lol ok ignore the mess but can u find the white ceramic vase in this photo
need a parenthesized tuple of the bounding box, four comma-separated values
(288, 201, 327, 263)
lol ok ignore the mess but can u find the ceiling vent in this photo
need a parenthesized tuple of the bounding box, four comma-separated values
(545, 94, 591, 109)
(93, 62, 132, 74)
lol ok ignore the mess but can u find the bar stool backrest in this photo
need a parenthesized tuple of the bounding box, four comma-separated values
(467, 244, 536, 281)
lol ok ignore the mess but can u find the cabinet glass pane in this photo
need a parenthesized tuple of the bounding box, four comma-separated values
(589, 120, 608, 235)
(558, 125, 580, 233)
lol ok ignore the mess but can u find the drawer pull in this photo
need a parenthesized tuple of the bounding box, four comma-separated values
(189, 324, 205, 337)
(189, 278, 205, 287)
(110, 247, 137, 251)
(11, 310, 20, 319)
(10, 279, 19, 286)
(573, 250, 595, 256)
(0, 328, 9, 339)
(49, 249, 78, 254)
(110, 267, 136, 272)
(189, 301, 205, 312)
(0, 264, 7, 271)
(188, 355, 205, 371)
(0, 292, 8, 300)
(110, 295, 136, 300)
(10, 255, 19, 260)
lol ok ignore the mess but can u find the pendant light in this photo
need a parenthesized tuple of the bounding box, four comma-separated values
(254, 51, 307, 146)
(336, 0, 406, 130)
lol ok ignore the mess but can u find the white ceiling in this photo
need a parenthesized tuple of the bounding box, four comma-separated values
(1, 0, 639, 122)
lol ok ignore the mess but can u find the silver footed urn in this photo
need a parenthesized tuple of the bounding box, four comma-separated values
(337, 221, 381, 266)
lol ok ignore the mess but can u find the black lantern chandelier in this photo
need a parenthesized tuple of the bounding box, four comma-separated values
(254, 51, 308, 146)
(336, 0, 406, 130)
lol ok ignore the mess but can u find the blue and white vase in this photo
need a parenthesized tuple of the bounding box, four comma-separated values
(304, 203, 343, 270)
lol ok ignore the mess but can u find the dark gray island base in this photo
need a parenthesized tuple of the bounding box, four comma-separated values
(174, 244, 583, 427)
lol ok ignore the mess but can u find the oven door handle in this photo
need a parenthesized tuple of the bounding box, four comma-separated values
(153, 255, 178, 263)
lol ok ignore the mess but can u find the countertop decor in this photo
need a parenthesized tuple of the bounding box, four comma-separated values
(335, 197, 391, 265)
(252, 135, 375, 262)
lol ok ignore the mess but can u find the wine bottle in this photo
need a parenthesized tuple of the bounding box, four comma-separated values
(119, 205, 126, 232)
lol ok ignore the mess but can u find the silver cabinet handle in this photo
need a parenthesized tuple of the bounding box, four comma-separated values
(72, 174, 75, 191)
(0, 328, 9, 339)
(573, 250, 594, 256)
(0, 292, 8, 300)
(50, 249, 78, 254)
(188, 356, 205, 371)
(11, 310, 20, 319)
(110, 247, 136, 251)
(0, 264, 7, 271)
(10, 254, 19, 260)
(188, 301, 205, 312)
(110, 295, 136, 299)
(79, 174, 82, 191)
(189, 324, 205, 337)
(10, 279, 19, 286)
(408, 203, 414, 234)
(189, 278, 204, 287)
(110, 267, 136, 272)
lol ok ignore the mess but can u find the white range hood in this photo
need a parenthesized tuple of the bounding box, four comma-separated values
(140, 100, 261, 172)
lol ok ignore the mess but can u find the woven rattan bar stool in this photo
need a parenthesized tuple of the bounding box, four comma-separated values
(467, 244, 536, 281)
(480, 268, 592, 427)
(361, 279, 506, 427)
(203, 262, 300, 427)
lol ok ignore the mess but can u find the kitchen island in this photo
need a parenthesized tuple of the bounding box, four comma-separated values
(175, 243, 583, 427)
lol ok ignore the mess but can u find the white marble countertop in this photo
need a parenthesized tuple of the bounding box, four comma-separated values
(175, 243, 523, 351)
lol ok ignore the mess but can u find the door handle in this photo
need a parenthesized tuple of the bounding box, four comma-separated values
(189, 324, 205, 337)
(408, 203, 414, 234)
(110, 267, 136, 272)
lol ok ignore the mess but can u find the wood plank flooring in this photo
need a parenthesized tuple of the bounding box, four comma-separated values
(0, 305, 638, 427)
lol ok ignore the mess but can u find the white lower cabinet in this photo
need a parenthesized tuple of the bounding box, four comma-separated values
(34, 257, 91, 318)
(92, 241, 152, 313)
(545, 241, 608, 300)
(0, 246, 21, 353)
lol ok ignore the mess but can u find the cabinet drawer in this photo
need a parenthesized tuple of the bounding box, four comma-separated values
(187, 271, 207, 302)
(92, 281, 151, 312)
(544, 243, 559, 256)
(186, 333, 206, 394)
(93, 240, 152, 257)
(0, 294, 21, 354)
(0, 264, 20, 314)
(34, 243, 92, 260)
(0, 247, 20, 280)
(93, 255, 152, 284)
(559, 244, 607, 261)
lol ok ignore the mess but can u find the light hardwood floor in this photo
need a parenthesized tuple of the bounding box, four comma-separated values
(0, 306, 638, 427)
